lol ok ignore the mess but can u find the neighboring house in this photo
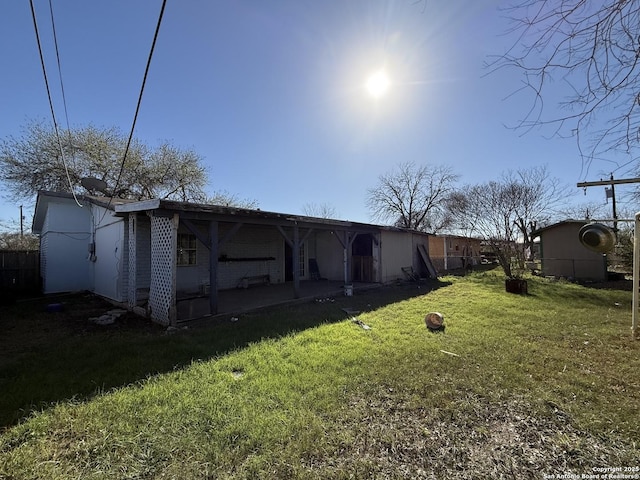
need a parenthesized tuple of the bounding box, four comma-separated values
(428, 234, 482, 272)
(32, 191, 436, 325)
(531, 220, 608, 281)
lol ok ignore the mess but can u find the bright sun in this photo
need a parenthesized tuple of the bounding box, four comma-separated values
(365, 70, 390, 98)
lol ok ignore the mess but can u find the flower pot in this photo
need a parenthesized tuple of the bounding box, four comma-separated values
(505, 278, 528, 294)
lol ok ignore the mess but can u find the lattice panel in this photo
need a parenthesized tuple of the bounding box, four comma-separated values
(149, 215, 177, 325)
(127, 214, 137, 309)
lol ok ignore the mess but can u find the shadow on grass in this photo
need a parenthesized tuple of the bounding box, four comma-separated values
(0, 280, 451, 429)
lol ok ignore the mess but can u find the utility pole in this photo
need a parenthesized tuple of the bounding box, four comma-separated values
(578, 176, 640, 340)
(608, 174, 618, 232)
(577, 175, 640, 231)
(19, 205, 23, 237)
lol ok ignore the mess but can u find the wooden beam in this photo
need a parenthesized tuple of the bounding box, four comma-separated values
(333, 230, 346, 249)
(292, 225, 300, 298)
(301, 227, 314, 244)
(114, 198, 161, 213)
(209, 221, 219, 315)
(276, 225, 293, 247)
(219, 222, 243, 246)
(577, 177, 640, 187)
(180, 217, 209, 249)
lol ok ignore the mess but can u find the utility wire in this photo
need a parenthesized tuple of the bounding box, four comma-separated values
(29, 0, 82, 207)
(106, 0, 168, 211)
(48, 0, 75, 167)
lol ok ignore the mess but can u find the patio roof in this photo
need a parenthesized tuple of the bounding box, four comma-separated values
(113, 197, 415, 234)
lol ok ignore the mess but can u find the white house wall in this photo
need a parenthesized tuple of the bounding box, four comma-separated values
(173, 223, 287, 293)
(176, 222, 207, 293)
(218, 225, 284, 290)
(314, 231, 348, 281)
(91, 205, 126, 302)
(174, 223, 374, 292)
(40, 199, 92, 294)
(380, 230, 415, 283)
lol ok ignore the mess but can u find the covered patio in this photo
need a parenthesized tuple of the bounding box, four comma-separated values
(116, 198, 390, 325)
(176, 280, 378, 322)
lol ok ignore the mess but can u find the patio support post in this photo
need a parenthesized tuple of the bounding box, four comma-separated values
(148, 213, 178, 326)
(276, 224, 304, 298)
(127, 213, 137, 310)
(209, 220, 219, 315)
(334, 231, 358, 286)
(343, 244, 348, 285)
(632, 212, 640, 340)
(292, 224, 300, 298)
(443, 237, 448, 271)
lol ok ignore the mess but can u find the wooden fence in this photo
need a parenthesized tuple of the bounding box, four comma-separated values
(0, 250, 40, 294)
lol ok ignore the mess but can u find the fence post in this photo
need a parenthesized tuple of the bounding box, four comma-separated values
(632, 213, 639, 340)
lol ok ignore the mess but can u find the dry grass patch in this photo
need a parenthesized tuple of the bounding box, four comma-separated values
(302, 390, 636, 480)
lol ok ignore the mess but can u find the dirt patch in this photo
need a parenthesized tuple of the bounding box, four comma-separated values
(0, 293, 161, 366)
(304, 391, 637, 479)
(584, 278, 633, 291)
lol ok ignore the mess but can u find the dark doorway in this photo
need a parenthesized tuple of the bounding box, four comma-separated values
(284, 242, 293, 281)
(352, 234, 374, 282)
(284, 241, 305, 281)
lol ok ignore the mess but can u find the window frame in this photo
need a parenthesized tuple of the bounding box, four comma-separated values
(177, 233, 197, 266)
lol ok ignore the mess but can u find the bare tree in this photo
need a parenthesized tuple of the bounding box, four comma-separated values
(507, 166, 570, 258)
(366, 162, 459, 232)
(449, 166, 569, 277)
(558, 200, 610, 221)
(492, 1, 640, 170)
(302, 202, 338, 219)
(449, 182, 524, 278)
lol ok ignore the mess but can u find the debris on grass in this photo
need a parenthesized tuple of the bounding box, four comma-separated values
(88, 309, 127, 326)
(425, 312, 445, 333)
(352, 317, 371, 330)
(165, 325, 189, 334)
(439, 350, 459, 357)
(316, 297, 335, 303)
(46, 303, 64, 313)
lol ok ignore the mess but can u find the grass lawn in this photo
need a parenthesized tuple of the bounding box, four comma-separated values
(1, 272, 638, 479)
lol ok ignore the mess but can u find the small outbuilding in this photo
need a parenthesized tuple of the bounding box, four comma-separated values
(531, 220, 608, 281)
(427, 234, 482, 272)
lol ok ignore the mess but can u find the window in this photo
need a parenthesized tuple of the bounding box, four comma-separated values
(177, 234, 197, 266)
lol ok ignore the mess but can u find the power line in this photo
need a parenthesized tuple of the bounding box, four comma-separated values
(28, 0, 82, 207)
(106, 0, 168, 211)
(47, 0, 74, 162)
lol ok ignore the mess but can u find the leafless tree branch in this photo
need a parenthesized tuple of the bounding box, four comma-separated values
(489, 0, 640, 172)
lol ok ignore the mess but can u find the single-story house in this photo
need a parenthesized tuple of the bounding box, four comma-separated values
(531, 220, 608, 281)
(427, 234, 482, 272)
(32, 191, 437, 325)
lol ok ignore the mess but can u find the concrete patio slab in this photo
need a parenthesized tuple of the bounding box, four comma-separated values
(176, 280, 379, 323)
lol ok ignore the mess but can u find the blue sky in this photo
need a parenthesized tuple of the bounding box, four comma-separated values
(0, 0, 633, 230)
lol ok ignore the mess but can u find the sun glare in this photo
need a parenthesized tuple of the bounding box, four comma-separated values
(365, 70, 390, 98)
